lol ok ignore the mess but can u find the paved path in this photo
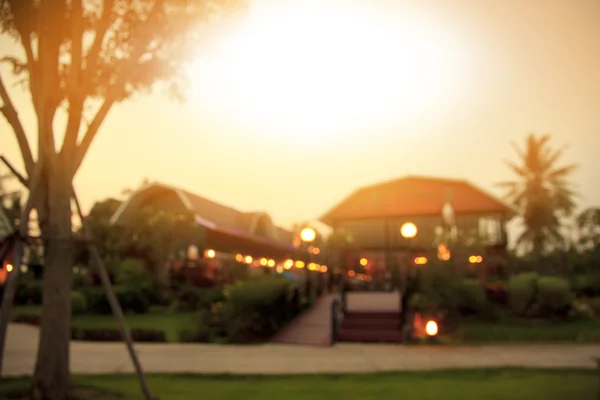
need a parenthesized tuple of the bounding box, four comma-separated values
(270, 293, 336, 346)
(270, 292, 403, 346)
(5, 323, 600, 377)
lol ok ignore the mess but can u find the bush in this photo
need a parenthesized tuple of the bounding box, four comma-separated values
(182, 277, 294, 343)
(78, 328, 122, 341)
(572, 273, 600, 297)
(484, 281, 508, 305)
(82, 285, 150, 314)
(535, 276, 573, 317)
(131, 328, 167, 342)
(176, 285, 225, 311)
(13, 314, 40, 326)
(71, 291, 87, 315)
(456, 280, 487, 315)
(411, 265, 461, 318)
(15, 280, 42, 306)
(115, 286, 150, 314)
(508, 272, 539, 317)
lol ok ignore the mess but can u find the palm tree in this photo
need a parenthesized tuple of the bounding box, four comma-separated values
(497, 134, 577, 257)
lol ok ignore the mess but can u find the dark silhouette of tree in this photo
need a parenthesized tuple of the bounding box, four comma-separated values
(0, 0, 242, 397)
(497, 134, 577, 258)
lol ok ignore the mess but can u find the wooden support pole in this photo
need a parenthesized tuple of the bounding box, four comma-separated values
(71, 193, 154, 400)
(0, 155, 153, 399)
(0, 160, 43, 376)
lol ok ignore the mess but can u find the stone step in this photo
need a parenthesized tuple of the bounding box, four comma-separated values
(345, 311, 400, 320)
(341, 317, 400, 331)
(337, 328, 403, 343)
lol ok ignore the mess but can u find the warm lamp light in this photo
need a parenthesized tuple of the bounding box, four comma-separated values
(348, 270, 356, 277)
(425, 320, 438, 336)
(295, 260, 305, 268)
(260, 257, 268, 266)
(5, 264, 13, 273)
(300, 227, 316, 243)
(284, 259, 294, 269)
(235, 254, 243, 262)
(400, 222, 418, 239)
(244, 255, 253, 264)
(308, 263, 316, 271)
(359, 257, 368, 266)
(320, 265, 328, 273)
(312, 247, 320, 255)
(267, 259, 276, 267)
(205, 249, 216, 259)
(469, 255, 483, 264)
(187, 245, 199, 260)
(414, 256, 428, 265)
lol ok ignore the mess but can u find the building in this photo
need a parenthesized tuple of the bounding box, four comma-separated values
(110, 182, 306, 264)
(319, 175, 514, 277)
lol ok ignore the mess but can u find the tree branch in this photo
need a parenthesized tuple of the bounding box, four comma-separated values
(71, 97, 115, 176)
(0, 73, 34, 175)
(84, 0, 116, 82)
(71, 0, 166, 177)
(61, 0, 85, 157)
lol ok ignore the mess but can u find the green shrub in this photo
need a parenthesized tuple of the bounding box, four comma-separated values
(82, 285, 150, 314)
(15, 281, 42, 306)
(508, 272, 539, 316)
(572, 273, 600, 297)
(115, 286, 150, 314)
(412, 265, 461, 317)
(71, 291, 87, 315)
(535, 276, 572, 317)
(176, 285, 225, 311)
(82, 286, 111, 314)
(456, 280, 487, 315)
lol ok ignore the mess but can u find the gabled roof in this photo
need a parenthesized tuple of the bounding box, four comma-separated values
(109, 182, 293, 244)
(320, 175, 514, 226)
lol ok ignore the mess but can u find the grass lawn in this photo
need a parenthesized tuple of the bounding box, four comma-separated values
(1, 369, 598, 400)
(11, 305, 198, 342)
(454, 317, 600, 344)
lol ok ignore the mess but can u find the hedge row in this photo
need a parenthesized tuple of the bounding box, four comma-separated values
(180, 276, 301, 344)
(12, 315, 166, 342)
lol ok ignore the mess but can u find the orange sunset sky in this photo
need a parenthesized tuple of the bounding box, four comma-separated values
(0, 0, 599, 230)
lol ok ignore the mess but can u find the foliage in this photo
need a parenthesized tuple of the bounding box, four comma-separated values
(535, 276, 572, 317)
(484, 281, 509, 305)
(182, 277, 298, 343)
(14, 280, 42, 306)
(175, 285, 225, 311)
(576, 207, 600, 250)
(507, 272, 539, 316)
(497, 134, 577, 257)
(571, 273, 600, 297)
(71, 291, 88, 315)
(82, 285, 150, 314)
(409, 264, 461, 318)
(0, 0, 242, 393)
(455, 280, 487, 315)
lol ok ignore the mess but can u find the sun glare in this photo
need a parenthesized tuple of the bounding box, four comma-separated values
(188, 2, 471, 142)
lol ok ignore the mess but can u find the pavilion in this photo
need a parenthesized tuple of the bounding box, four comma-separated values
(109, 182, 308, 266)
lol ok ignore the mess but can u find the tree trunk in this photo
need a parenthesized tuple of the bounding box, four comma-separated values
(32, 168, 73, 400)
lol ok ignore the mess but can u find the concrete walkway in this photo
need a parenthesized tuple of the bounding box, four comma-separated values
(270, 293, 336, 346)
(5, 323, 600, 377)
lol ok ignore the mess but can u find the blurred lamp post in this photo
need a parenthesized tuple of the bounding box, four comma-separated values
(300, 227, 317, 302)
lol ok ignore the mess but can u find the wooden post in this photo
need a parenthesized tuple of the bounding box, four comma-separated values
(0, 156, 153, 399)
(72, 193, 154, 400)
(0, 161, 43, 376)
